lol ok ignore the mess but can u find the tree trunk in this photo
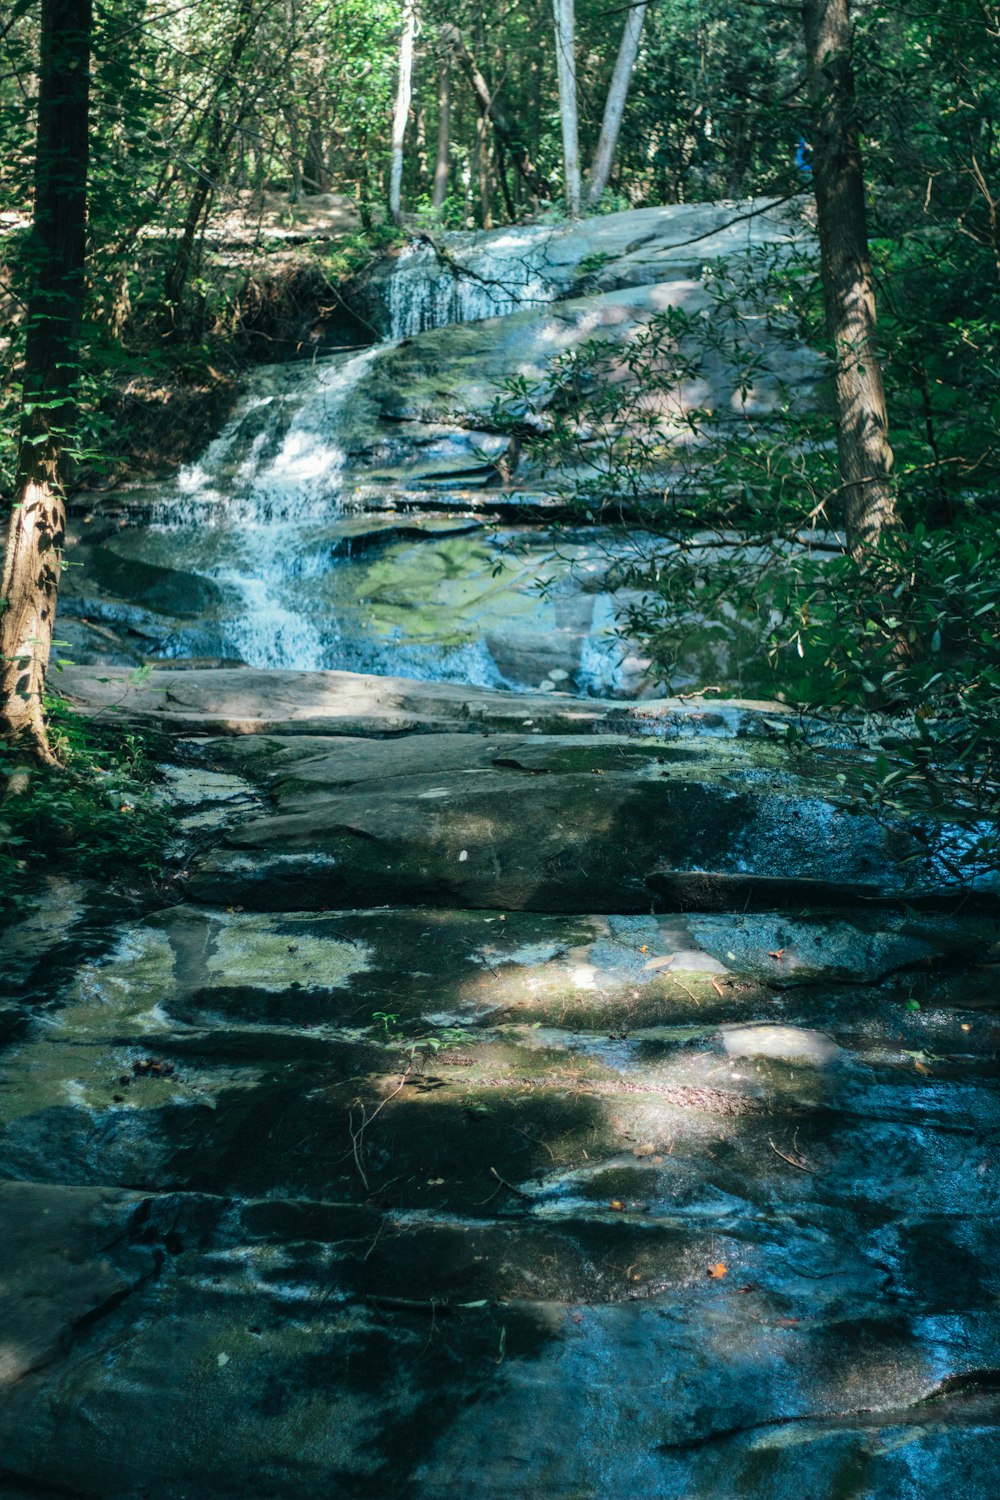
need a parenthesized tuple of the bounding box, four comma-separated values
(432, 48, 452, 208)
(163, 3, 256, 325)
(803, 0, 896, 555)
(586, 0, 648, 206)
(476, 108, 492, 228)
(552, 0, 581, 216)
(389, 0, 417, 224)
(0, 0, 91, 762)
(440, 26, 552, 201)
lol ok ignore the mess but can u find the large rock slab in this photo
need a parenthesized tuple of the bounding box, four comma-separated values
(180, 730, 978, 912)
(60, 663, 791, 738)
(1, 893, 999, 1496)
(364, 199, 810, 338)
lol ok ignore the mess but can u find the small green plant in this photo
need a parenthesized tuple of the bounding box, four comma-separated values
(0, 695, 173, 916)
(368, 1012, 469, 1061)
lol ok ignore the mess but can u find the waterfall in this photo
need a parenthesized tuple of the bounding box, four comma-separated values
(87, 216, 656, 693)
(383, 228, 559, 339)
(156, 344, 385, 529)
(135, 345, 388, 670)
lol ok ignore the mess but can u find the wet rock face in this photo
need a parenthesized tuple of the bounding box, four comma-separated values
(3, 672, 1000, 1497)
(61, 201, 822, 696)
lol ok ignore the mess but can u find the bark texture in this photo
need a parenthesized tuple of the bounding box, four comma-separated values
(803, 0, 896, 555)
(0, 0, 92, 760)
(552, 0, 581, 216)
(432, 47, 451, 208)
(389, 0, 417, 223)
(586, 0, 648, 205)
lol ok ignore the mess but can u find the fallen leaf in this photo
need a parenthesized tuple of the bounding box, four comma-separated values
(632, 1143, 656, 1158)
(426, 1177, 445, 1185)
(642, 954, 675, 971)
(768, 948, 785, 961)
(707, 1262, 728, 1279)
(609, 1199, 626, 1212)
(961, 1023, 971, 1032)
(639, 945, 649, 954)
(914, 1058, 931, 1075)
(774, 1317, 800, 1328)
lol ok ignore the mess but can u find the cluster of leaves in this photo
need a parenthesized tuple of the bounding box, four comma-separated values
(0, 695, 173, 913)
(370, 1010, 469, 1062)
(490, 232, 1000, 880)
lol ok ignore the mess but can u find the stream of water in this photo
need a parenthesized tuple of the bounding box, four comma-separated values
(70, 222, 662, 695)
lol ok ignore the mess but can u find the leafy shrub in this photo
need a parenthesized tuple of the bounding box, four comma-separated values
(0, 696, 173, 913)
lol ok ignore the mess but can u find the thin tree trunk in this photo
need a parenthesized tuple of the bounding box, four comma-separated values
(163, 138, 219, 322)
(163, 2, 256, 325)
(495, 134, 516, 220)
(0, 0, 91, 761)
(552, 0, 580, 217)
(389, 0, 417, 224)
(440, 25, 552, 200)
(803, 0, 896, 555)
(432, 48, 451, 208)
(476, 108, 492, 228)
(586, 0, 648, 206)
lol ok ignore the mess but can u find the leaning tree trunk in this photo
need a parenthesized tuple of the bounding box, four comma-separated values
(552, 0, 581, 217)
(0, 0, 92, 762)
(803, 0, 896, 556)
(586, 0, 648, 206)
(389, 0, 417, 224)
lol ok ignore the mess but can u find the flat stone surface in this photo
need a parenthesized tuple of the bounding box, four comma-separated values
(1, 890, 999, 1497)
(60, 663, 792, 738)
(180, 729, 979, 912)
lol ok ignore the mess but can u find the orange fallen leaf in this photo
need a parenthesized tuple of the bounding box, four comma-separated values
(707, 1262, 728, 1279)
(609, 1199, 626, 1212)
(914, 1058, 931, 1075)
(768, 948, 785, 961)
(639, 945, 649, 954)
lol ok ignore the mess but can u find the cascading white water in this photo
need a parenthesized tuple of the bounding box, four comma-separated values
(141, 345, 387, 669)
(159, 344, 385, 528)
(90, 223, 649, 690)
(385, 230, 557, 339)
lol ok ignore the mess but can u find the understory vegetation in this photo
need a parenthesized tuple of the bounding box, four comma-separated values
(492, 229, 1000, 872)
(0, 691, 172, 906)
